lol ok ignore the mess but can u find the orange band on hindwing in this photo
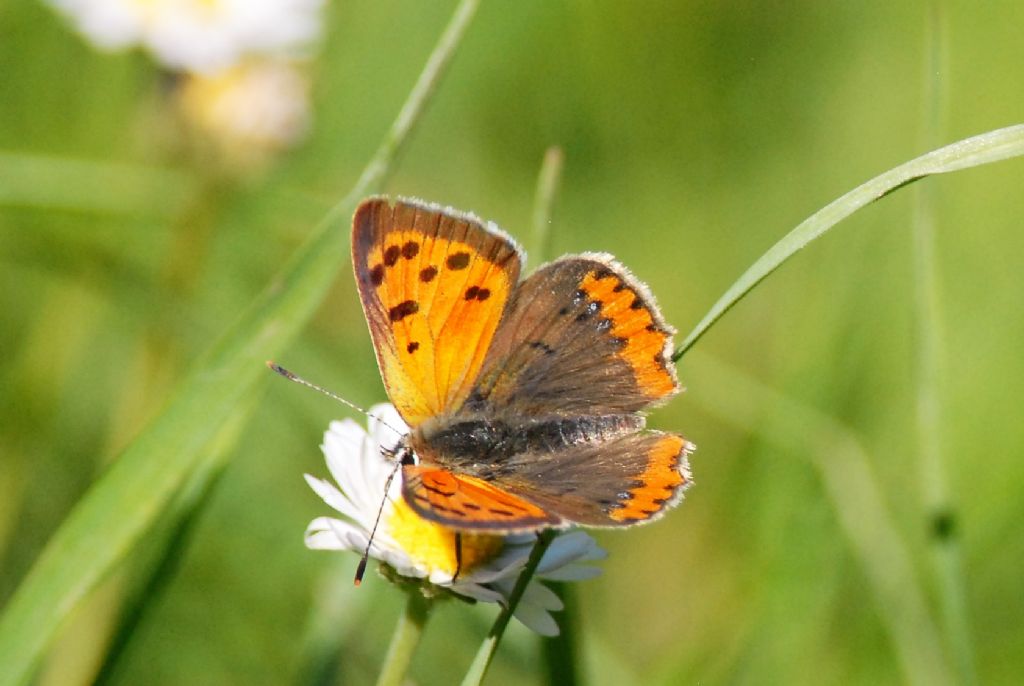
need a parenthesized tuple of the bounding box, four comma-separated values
(403, 466, 561, 531)
(609, 434, 691, 522)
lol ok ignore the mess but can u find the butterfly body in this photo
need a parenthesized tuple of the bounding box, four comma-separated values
(353, 197, 693, 533)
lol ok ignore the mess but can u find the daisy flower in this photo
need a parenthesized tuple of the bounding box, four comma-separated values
(176, 59, 312, 159)
(47, 0, 324, 73)
(304, 404, 607, 637)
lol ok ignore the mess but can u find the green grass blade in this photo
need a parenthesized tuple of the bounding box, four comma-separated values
(914, 5, 977, 683)
(689, 351, 953, 685)
(0, 1, 481, 683)
(0, 152, 197, 217)
(675, 123, 1024, 360)
(529, 146, 564, 262)
(90, 394, 253, 686)
(540, 583, 580, 686)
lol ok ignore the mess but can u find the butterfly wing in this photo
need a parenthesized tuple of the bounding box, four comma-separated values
(352, 197, 522, 427)
(410, 254, 690, 531)
(402, 431, 692, 531)
(461, 254, 678, 418)
(401, 466, 561, 531)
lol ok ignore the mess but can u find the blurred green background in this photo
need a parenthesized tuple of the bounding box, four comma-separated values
(2, 1, 1022, 684)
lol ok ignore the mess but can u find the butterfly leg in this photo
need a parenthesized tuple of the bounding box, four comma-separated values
(453, 532, 463, 581)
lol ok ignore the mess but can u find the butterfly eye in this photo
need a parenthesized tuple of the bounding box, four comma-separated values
(399, 447, 417, 467)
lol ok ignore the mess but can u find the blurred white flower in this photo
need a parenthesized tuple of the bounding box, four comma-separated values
(176, 59, 311, 155)
(47, 0, 324, 73)
(305, 404, 607, 636)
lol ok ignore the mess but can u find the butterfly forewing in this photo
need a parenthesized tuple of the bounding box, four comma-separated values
(462, 255, 678, 418)
(352, 198, 522, 427)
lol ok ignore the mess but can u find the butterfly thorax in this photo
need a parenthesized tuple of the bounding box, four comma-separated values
(409, 414, 644, 476)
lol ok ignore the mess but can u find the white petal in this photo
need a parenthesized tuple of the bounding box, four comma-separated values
(450, 582, 504, 604)
(465, 557, 527, 585)
(304, 517, 365, 551)
(518, 580, 563, 612)
(513, 602, 560, 637)
(323, 419, 370, 489)
(322, 420, 390, 523)
(427, 569, 456, 586)
(304, 529, 346, 550)
(536, 531, 604, 574)
(469, 542, 532, 581)
(539, 565, 604, 582)
(303, 474, 365, 524)
(376, 550, 426, 579)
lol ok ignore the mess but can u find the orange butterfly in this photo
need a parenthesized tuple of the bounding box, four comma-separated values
(352, 197, 692, 532)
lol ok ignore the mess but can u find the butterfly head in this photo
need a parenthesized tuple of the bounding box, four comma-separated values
(383, 435, 418, 468)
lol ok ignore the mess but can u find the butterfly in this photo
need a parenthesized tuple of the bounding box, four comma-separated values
(352, 197, 693, 532)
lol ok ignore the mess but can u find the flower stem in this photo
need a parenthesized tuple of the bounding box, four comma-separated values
(375, 592, 432, 686)
(461, 530, 558, 686)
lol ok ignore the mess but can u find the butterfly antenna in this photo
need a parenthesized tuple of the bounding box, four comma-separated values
(354, 459, 403, 586)
(266, 361, 402, 435)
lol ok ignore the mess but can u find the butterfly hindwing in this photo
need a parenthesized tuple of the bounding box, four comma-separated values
(352, 198, 522, 427)
(402, 465, 561, 531)
(461, 254, 678, 418)
(402, 431, 692, 531)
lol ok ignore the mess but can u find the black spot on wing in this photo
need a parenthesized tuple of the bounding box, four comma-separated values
(383, 245, 401, 267)
(446, 252, 470, 270)
(369, 264, 385, 286)
(407, 341, 420, 353)
(420, 266, 437, 282)
(423, 481, 456, 498)
(401, 241, 419, 259)
(465, 285, 492, 301)
(529, 341, 556, 355)
(389, 300, 419, 322)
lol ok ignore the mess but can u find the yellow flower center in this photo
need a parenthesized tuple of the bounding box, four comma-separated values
(387, 497, 503, 579)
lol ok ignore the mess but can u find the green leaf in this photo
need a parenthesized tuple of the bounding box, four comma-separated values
(675, 123, 1024, 360)
(0, 1, 481, 683)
